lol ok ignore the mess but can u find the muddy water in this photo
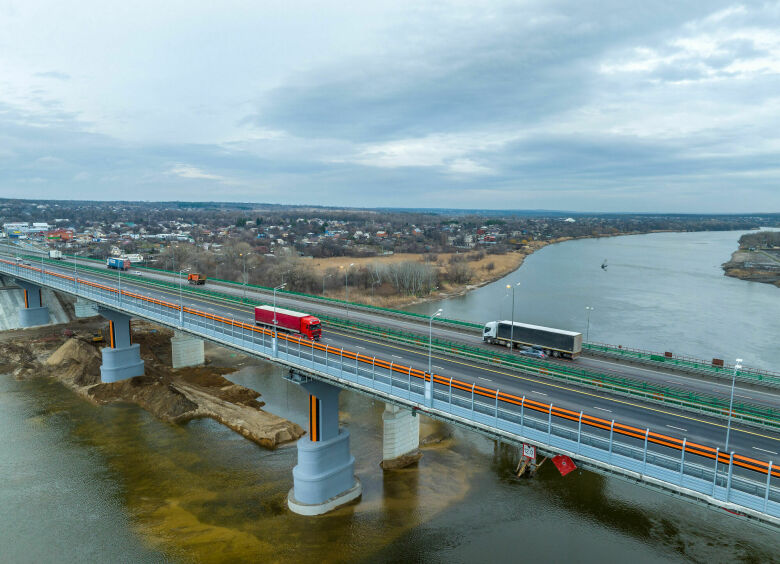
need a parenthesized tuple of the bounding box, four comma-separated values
(2, 360, 777, 562)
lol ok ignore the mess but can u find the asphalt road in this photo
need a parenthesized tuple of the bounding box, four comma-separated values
(46, 253, 780, 409)
(7, 254, 778, 469)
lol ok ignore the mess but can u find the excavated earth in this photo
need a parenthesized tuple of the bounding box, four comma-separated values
(0, 320, 304, 449)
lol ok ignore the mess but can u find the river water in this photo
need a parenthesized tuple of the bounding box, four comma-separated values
(1, 230, 778, 562)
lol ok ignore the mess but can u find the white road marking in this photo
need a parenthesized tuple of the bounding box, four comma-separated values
(391, 355, 403, 359)
(666, 425, 688, 432)
(735, 394, 753, 400)
(593, 407, 612, 413)
(531, 390, 547, 396)
(353, 346, 365, 350)
(434, 365, 446, 370)
(753, 447, 778, 455)
(479, 377, 492, 382)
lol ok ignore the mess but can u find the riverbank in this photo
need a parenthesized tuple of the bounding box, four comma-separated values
(0, 319, 304, 448)
(722, 249, 780, 288)
(324, 229, 681, 309)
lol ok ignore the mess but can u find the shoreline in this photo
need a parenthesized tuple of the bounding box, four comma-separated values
(0, 319, 305, 448)
(348, 228, 687, 310)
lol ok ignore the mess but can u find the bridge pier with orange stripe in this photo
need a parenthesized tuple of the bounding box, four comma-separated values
(287, 377, 362, 515)
(14, 279, 50, 327)
(98, 307, 144, 383)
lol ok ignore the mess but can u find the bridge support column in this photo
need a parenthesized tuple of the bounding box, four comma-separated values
(287, 377, 361, 515)
(98, 307, 144, 383)
(381, 404, 421, 470)
(74, 297, 99, 318)
(171, 331, 205, 369)
(15, 279, 50, 327)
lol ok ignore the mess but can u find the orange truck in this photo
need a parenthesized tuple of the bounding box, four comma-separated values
(187, 273, 207, 285)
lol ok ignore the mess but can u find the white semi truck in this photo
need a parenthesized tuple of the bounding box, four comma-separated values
(482, 320, 582, 359)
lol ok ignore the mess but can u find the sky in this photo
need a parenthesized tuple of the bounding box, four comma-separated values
(1, 0, 779, 212)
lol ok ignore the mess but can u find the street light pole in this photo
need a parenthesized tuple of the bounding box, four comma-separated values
(240, 253, 248, 303)
(585, 306, 594, 343)
(428, 308, 443, 376)
(342, 263, 354, 317)
(178, 269, 189, 326)
(273, 283, 287, 337)
(724, 358, 743, 453)
(506, 282, 520, 350)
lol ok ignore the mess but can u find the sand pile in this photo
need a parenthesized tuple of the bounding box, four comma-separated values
(5, 326, 304, 449)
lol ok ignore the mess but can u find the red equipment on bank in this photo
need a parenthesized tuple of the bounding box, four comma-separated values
(254, 305, 322, 340)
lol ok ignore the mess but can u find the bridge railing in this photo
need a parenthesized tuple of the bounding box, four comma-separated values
(8, 248, 777, 430)
(1, 257, 778, 524)
(584, 341, 780, 388)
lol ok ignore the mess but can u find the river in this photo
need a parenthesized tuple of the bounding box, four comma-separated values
(1, 230, 778, 562)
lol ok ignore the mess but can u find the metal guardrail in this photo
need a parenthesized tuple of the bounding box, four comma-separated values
(9, 243, 779, 385)
(6, 248, 778, 428)
(323, 318, 780, 430)
(584, 342, 780, 388)
(31, 249, 484, 331)
(1, 257, 778, 525)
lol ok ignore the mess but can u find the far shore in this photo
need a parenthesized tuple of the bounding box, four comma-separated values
(315, 229, 683, 309)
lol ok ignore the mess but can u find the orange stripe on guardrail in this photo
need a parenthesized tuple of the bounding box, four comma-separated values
(8, 259, 778, 479)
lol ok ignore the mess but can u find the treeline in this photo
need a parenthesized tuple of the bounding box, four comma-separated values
(738, 231, 780, 249)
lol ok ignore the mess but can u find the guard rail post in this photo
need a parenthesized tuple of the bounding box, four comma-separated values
(642, 428, 649, 473)
(679, 438, 686, 485)
(765, 462, 773, 512)
(609, 420, 615, 457)
(548, 404, 553, 440)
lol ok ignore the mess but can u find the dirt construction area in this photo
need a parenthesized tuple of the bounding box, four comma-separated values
(0, 318, 304, 448)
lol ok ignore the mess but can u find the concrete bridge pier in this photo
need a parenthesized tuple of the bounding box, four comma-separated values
(15, 279, 50, 327)
(287, 376, 362, 515)
(98, 307, 144, 382)
(381, 404, 422, 470)
(171, 331, 205, 369)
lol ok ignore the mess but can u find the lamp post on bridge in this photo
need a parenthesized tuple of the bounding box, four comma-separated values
(341, 263, 354, 318)
(178, 269, 190, 326)
(585, 306, 594, 343)
(427, 308, 443, 403)
(506, 282, 520, 350)
(273, 283, 287, 338)
(724, 358, 743, 453)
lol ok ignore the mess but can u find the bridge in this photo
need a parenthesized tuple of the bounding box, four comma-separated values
(0, 249, 778, 526)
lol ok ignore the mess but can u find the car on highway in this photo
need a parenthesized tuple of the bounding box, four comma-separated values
(518, 346, 546, 359)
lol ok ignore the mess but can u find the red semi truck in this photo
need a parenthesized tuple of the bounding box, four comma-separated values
(254, 305, 322, 340)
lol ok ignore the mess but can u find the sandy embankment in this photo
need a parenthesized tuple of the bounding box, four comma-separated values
(0, 321, 304, 448)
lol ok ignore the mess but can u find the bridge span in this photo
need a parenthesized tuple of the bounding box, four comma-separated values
(0, 255, 778, 526)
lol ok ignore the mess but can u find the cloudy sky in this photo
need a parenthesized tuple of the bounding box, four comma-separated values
(1, 1, 779, 212)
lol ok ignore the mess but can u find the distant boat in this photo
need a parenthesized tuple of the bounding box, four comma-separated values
(601, 259, 608, 270)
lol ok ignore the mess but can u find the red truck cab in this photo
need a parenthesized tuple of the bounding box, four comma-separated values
(254, 305, 321, 340)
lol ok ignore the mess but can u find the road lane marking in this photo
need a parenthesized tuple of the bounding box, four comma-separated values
(327, 329, 780, 444)
(666, 425, 688, 432)
(593, 407, 612, 413)
(753, 447, 778, 455)
(392, 355, 403, 359)
(42, 265, 780, 447)
(531, 390, 547, 396)
(479, 377, 492, 382)
(735, 394, 753, 400)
